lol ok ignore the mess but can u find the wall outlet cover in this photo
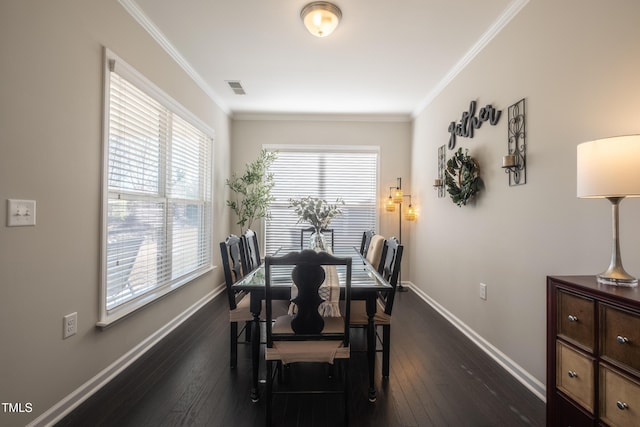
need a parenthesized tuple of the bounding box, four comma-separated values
(7, 199, 36, 226)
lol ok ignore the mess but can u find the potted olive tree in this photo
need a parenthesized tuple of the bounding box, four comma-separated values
(226, 149, 277, 234)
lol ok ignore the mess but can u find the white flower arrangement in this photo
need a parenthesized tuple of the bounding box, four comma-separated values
(288, 196, 344, 231)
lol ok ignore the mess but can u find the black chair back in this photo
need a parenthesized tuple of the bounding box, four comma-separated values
(265, 249, 351, 345)
(219, 234, 248, 310)
(359, 229, 375, 256)
(378, 237, 403, 316)
(242, 229, 261, 272)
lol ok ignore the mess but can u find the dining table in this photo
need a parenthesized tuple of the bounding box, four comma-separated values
(232, 246, 393, 403)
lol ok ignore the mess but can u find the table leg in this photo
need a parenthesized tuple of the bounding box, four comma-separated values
(366, 296, 377, 402)
(250, 312, 260, 402)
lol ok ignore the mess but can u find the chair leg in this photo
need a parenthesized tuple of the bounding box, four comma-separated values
(344, 358, 350, 426)
(266, 360, 273, 427)
(230, 322, 238, 369)
(382, 324, 390, 378)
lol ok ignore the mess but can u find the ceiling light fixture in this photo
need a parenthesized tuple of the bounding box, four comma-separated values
(300, 2, 342, 38)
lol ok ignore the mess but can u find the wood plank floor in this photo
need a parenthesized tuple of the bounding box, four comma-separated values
(57, 290, 545, 426)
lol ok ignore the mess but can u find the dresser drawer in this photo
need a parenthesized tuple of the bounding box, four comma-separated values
(600, 365, 640, 427)
(558, 290, 595, 351)
(601, 304, 640, 374)
(557, 341, 595, 413)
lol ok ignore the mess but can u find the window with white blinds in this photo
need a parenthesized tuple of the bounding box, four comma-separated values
(100, 49, 213, 324)
(265, 147, 378, 255)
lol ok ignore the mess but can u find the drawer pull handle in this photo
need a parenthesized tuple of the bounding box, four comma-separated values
(616, 401, 629, 410)
(567, 370, 578, 378)
(616, 335, 629, 344)
(567, 315, 578, 322)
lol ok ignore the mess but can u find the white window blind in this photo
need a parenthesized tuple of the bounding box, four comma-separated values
(101, 50, 213, 324)
(265, 148, 378, 255)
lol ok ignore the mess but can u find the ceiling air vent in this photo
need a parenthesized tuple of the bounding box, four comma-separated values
(226, 80, 246, 95)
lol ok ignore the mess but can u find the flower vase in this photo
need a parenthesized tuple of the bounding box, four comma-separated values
(308, 228, 328, 252)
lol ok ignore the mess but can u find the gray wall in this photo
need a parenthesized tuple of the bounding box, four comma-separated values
(411, 0, 640, 393)
(0, 1, 231, 425)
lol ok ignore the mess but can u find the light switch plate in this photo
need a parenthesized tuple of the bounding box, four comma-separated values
(479, 283, 487, 300)
(7, 199, 36, 226)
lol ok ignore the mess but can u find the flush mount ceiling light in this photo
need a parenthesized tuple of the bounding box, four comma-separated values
(300, 2, 342, 38)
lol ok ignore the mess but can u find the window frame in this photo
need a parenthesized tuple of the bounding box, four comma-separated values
(98, 48, 214, 326)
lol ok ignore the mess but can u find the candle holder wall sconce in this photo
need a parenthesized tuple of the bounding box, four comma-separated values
(433, 145, 445, 197)
(502, 98, 526, 185)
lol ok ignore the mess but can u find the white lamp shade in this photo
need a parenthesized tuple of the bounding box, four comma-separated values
(577, 135, 640, 198)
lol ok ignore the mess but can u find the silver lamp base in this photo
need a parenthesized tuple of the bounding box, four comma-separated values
(597, 274, 638, 287)
(597, 197, 639, 287)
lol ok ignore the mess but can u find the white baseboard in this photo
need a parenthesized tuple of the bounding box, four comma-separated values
(27, 284, 226, 427)
(405, 282, 546, 402)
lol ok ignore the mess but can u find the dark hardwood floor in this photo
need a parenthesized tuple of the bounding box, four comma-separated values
(57, 290, 545, 427)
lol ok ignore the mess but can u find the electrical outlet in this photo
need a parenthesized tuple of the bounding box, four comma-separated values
(479, 283, 487, 300)
(7, 199, 36, 227)
(63, 312, 77, 339)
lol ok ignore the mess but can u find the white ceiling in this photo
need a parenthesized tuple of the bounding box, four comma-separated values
(125, 0, 524, 118)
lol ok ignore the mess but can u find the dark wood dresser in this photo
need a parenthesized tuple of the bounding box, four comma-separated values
(547, 276, 640, 426)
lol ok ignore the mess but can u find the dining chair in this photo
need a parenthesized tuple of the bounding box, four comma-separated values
(359, 229, 375, 256)
(242, 228, 261, 272)
(264, 249, 352, 427)
(219, 234, 252, 369)
(220, 233, 289, 369)
(300, 226, 335, 251)
(365, 234, 385, 269)
(349, 237, 403, 378)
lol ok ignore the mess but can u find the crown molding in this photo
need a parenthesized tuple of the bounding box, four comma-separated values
(118, 0, 230, 115)
(232, 112, 412, 123)
(412, 0, 530, 118)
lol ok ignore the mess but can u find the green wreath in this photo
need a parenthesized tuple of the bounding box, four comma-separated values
(445, 148, 483, 207)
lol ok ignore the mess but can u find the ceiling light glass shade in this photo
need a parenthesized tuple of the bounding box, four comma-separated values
(392, 188, 403, 204)
(577, 135, 640, 198)
(385, 196, 396, 212)
(301, 2, 342, 37)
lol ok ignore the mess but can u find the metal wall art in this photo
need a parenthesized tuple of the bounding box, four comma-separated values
(433, 145, 445, 198)
(502, 98, 526, 186)
(447, 100, 502, 150)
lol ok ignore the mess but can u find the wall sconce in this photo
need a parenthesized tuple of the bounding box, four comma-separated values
(502, 98, 526, 186)
(434, 145, 445, 198)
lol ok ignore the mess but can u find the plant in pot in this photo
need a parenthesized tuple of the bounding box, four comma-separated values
(226, 149, 277, 234)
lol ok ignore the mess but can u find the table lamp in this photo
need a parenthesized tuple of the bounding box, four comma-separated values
(577, 135, 640, 286)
